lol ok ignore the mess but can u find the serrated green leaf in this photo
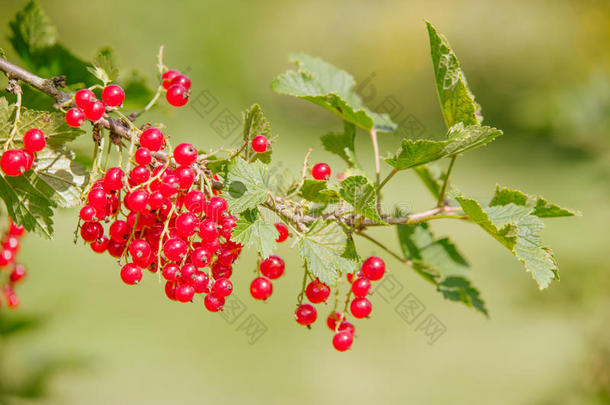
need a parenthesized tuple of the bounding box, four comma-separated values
(339, 175, 384, 223)
(299, 179, 340, 204)
(271, 53, 396, 132)
(224, 158, 273, 214)
(490, 185, 579, 218)
(231, 209, 278, 258)
(437, 276, 487, 316)
(87, 47, 118, 84)
(385, 124, 502, 170)
(33, 148, 88, 207)
(298, 219, 357, 285)
(8, 1, 56, 58)
(320, 121, 359, 168)
(414, 164, 443, 199)
(426, 21, 482, 128)
(457, 196, 559, 289)
(242, 104, 273, 163)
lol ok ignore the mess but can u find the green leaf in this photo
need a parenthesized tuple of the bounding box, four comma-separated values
(33, 148, 89, 207)
(385, 124, 502, 170)
(299, 179, 340, 204)
(224, 158, 274, 214)
(120, 70, 155, 109)
(457, 196, 559, 289)
(0, 312, 43, 337)
(87, 47, 118, 84)
(271, 53, 396, 132)
(0, 48, 6, 59)
(320, 121, 359, 168)
(231, 209, 278, 258)
(397, 222, 487, 315)
(298, 219, 357, 285)
(339, 175, 384, 223)
(8, 1, 56, 58)
(490, 185, 580, 218)
(426, 21, 482, 128)
(242, 104, 273, 163)
(414, 164, 443, 199)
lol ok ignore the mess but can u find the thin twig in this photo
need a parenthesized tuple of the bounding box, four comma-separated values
(437, 155, 457, 207)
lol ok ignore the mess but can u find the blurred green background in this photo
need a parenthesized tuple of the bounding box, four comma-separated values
(0, 0, 609, 403)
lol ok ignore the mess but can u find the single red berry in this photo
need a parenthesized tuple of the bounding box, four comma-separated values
(161, 69, 180, 89)
(175, 284, 195, 302)
(250, 277, 273, 300)
(295, 303, 317, 326)
(361, 256, 385, 281)
(351, 277, 372, 297)
(166, 84, 188, 107)
(191, 246, 212, 268)
(90, 235, 109, 253)
(80, 221, 103, 242)
(0, 249, 14, 266)
(85, 99, 105, 121)
(0, 149, 27, 176)
(191, 271, 210, 293)
(180, 263, 197, 284)
(326, 312, 344, 331)
(74, 89, 96, 110)
(101, 84, 125, 107)
(162, 263, 180, 282)
(173, 143, 198, 166)
(350, 297, 372, 319)
(164, 281, 178, 300)
(333, 331, 354, 352)
(23, 128, 46, 152)
(175, 166, 195, 189)
(170, 74, 191, 90)
(199, 219, 219, 243)
(9, 264, 26, 283)
(129, 239, 152, 262)
(107, 240, 126, 258)
(184, 190, 205, 213)
(305, 279, 330, 304)
(251, 135, 268, 153)
(5, 290, 20, 309)
(211, 262, 232, 280)
(204, 293, 225, 312)
(312, 163, 331, 181)
(87, 187, 107, 210)
(3, 236, 20, 252)
(134, 147, 152, 166)
(103, 167, 125, 192)
(8, 222, 25, 236)
(259, 255, 285, 280)
(274, 223, 289, 242)
(139, 128, 165, 151)
(219, 216, 237, 239)
(79, 205, 98, 222)
(205, 196, 227, 221)
(128, 165, 150, 185)
(65, 108, 86, 127)
(338, 321, 355, 335)
(212, 277, 233, 297)
(175, 212, 199, 237)
(125, 189, 149, 212)
(109, 220, 130, 243)
(120, 263, 143, 285)
(148, 191, 166, 210)
(163, 238, 188, 261)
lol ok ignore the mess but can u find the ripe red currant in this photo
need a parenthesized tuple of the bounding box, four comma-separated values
(204, 293, 225, 312)
(212, 277, 233, 297)
(0, 149, 27, 176)
(107, 241, 126, 258)
(295, 303, 317, 326)
(23, 128, 46, 152)
(120, 263, 143, 285)
(170, 75, 191, 90)
(84, 99, 105, 121)
(173, 143, 198, 166)
(191, 246, 212, 268)
(350, 297, 372, 318)
(8, 222, 25, 236)
(128, 165, 151, 185)
(134, 147, 152, 166)
(65, 107, 86, 127)
(175, 212, 198, 237)
(184, 190, 205, 213)
(79, 205, 97, 222)
(338, 321, 355, 335)
(305, 279, 330, 303)
(139, 128, 165, 151)
(312, 163, 331, 181)
(125, 189, 150, 212)
(351, 277, 372, 297)
(80, 221, 103, 242)
(199, 219, 219, 243)
(91, 236, 110, 253)
(259, 255, 285, 279)
(166, 84, 188, 107)
(191, 271, 210, 294)
(250, 277, 273, 300)
(361, 256, 385, 281)
(251, 135, 268, 153)
(326, 312, 343, 331)
(274, 223, 289, 242)
(163, 238, 188, 261)
(162, 263, 180, 282)
(175, 284, 195, 302)
(128, 239, 152, 262)
(101, 84, 125, 107)
(109, 220, 130, 243)
(332, 331, 353, 352)
(74, 89, 96, 110)
(180, 263, 197, 284)
(103, 167, 125, 192)
(175, 166, 195, 189)
(206, 196, 227, 221)
(9, 264, 26, 283)
(161, 69, 180, 89)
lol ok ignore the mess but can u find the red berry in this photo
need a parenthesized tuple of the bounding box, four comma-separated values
(9, 264, 26, 283)
(170, 75, 191, 90)
(184, 190, 205, 213)
(0, 149, 27, 176)
(250, 277, 273, 300)
(259, 255, 285, 280)
(191, 271, 210, 293)
(204, 293, 225, 312)
(211, 263, 232, 280)
(191, 247, 212, 268)
(109, 220, 130, 243)
(107, 241, 126, 258)
(205, 197, 227, 221)
(212, 277, 233, 297)
(173, 143, 198, 166)
(350, 297, 372, 318)
(305, 279, 330, 304)
(166, 84, 188, 107)
(134, 147, 152, 166)
(129, 239, 152, 262)
(163, 238, 188, 261)
(8, 222, 25, 236)
(125, 189, 149, 212)
(175, 212, 198, 237)
(251, 135, 268, 153)
(295, 303, 317, 326)
(23, 128, 46, 152)
(175, 284, 195, 302)
(161, 69, 180, 89)
(180, 263, 197, 284)
(199, 219, 219, 243)
(333, 331, 353, 352)
(91, 235, 109, 253)
(351, 277, 372, 297)
(175, 166, 195, 189)
(219, 216, 237, 239)
(84, 99, 105, 121)
(274, 223, 289, 242)
(162, 263, 180, 282)
(361, 256, 385, 281)
(120, 263, 143, 285)
(79, 205, 97, 222)
(326, 312, 343, 331)
(139, 128, 165, 151)
(165, 281, 178, 300)
(338, 321, 355, 335)
(65, 107, 86, 127)
(0, 249, 13, 266)
(101, 84, 125, 107)
(80, 221, 103, 242)
(74, 89, 96, 110)
(5, 290, 20, 309)
(103, 167, 125, 192)
(87, 187, 107, 210)
(312, 163, 331, 181)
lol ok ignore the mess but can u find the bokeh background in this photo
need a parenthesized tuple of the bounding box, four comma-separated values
(0, 0, 609, 404)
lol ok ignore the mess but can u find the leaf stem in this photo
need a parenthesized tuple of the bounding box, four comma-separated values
(437, 155, 457, 207)
(354, 230, 412, 265)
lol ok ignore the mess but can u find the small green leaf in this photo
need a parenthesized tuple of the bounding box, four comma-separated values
(455, 196, 517, 250)
(120, 70, 155, 109)
(426, 21, 482, 128)
(231, 209, 279, 258)
(271, 53, 396, 132)
(87, 47, 118, 84)
(224, 158, 274, 214)
(339, 175, 384, 223)
(0, 312, 43, 337)
(8, 0, 57, 58)
(490, 185, 580, 218)
(320, 121, 359, 168)
(299, 179, 340, 204)
(414, 164, 443, 199)
(242, 104, 273, 163)
(33, 148, 89, 207)
(298, 219, 357, 285)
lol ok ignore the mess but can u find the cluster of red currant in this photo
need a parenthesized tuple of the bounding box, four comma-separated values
(0, 128, 47, 177)
(0, 220, 26, 309)
(161, 69, 191, 107)
(65, 85, 125, 127)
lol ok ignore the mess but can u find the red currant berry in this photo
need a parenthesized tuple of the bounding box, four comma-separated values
(166, 84, 188, 107)
(251, 135, 268, 153)
(91, 235, 110, 253)
(191, 271, 210, 293)
(87, 187, 107, 209)
(312, 163, 331, 181)
(175, 284, 195, 302)
(338, 321, 355, 335)
(170, 74, 191, 90)
(211, 263, 232, 280)
(180, 263, 197, 284)
(351, 277, 372, 297)
(305, 279, 330, 304)
(8, 222, 25, 236)
(162, 263, 180, 282)
(125, 189, 149, 212)
(107, 241, 126, 258)
(9, 264, 26, 283)
(204, 293, 225, 312)
(5, 290, 20, 309)
(109, 220, 130, 243)
(173, 143, 198, 166)
(175, 212, 198, 237)
(163, 238, 188, 261)
(0, 249, 13, 266)
(74, 89, 96, 110)
(139, 128, 165, 151)
(80, 221, 103, 242)
(101, 84, 125, 107)
(184, 190, 205, 213)
(148, 191, 166, 210)
(361, 256, 385, 281)
(65, 108, 86, 127)
(134, 147, 152, 166)
(191, 246, 212, 268)
(274, 223, 289, 242)
(129, 238, 152, 261)
(85, 99, 105, 121)
(165, 281, 178, 300)
(219, 216, 237, 239)
(129, 165, 150, 185)
(205, 196, 227, 221)
(161, 69, 180, 89)
(295, 303, 317, 326)
(80, 205, 97, 222)
(23, 128, 46, 152)
(350, 297, 372, 318)
(0, 149, 27, 176)
(175, 166, 195, 189)
(199, 219, 219, 243)
(120, 263, 143, 285)
(327, 312, 343, 331)
(333, 331, 354, 352)
(103, 167, 125, 192)
(212, 277, 233, 297)
(250, 277, 273, 300)
(259, 255, 285, 280)
(3, 236, 19, 252)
